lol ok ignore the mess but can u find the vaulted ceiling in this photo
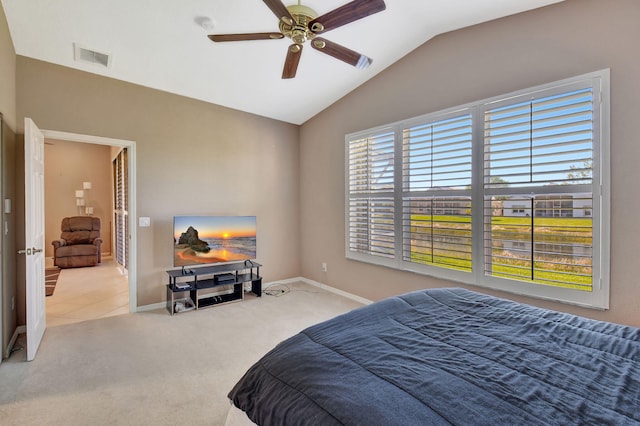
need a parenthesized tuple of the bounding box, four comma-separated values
(2, 0, 564, 124)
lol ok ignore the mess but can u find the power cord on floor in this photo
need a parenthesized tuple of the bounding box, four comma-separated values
(9, 346, 23, 358)
(263, 283, 321, 297)
(264, 284, 290, 297)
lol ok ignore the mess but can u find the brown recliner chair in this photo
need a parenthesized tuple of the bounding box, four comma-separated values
(52, 216, 102, 268)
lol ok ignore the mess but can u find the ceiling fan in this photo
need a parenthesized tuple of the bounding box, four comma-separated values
(208, 0, 386, 79)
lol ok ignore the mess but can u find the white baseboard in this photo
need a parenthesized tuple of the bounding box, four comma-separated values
(138, 276, 373, 314)
(270, 277, 373, 306)
(5, 325, 26, 359)
(263, 277, 306, 288)
(136, 302, 165, 312)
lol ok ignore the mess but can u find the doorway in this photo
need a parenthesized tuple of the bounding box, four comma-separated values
(41, 129, 137, 324)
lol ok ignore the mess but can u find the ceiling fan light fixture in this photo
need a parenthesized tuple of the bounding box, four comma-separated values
(290, 29, 306, 44)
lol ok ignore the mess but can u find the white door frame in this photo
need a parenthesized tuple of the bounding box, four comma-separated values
(0, 113, 3, 365)
(41, 130, 137, 312)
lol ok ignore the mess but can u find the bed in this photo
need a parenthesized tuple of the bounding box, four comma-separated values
(226, 288, 640, 425)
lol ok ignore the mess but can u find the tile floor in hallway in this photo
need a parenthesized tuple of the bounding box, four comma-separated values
(46, 257, 129, 327)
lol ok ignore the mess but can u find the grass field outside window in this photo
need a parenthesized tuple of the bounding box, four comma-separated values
(406, 215, 592, 289)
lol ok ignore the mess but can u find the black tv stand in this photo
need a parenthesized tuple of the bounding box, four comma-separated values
(166, 261, 262, 315)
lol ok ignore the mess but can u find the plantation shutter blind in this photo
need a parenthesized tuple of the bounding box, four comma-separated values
(402, 114, 474, 191)
(123, 149, 129, 266)
(347, 130, 395, 259)
(344, 70, 608, 308)
(113, 149, 129, 269)
(484, 88, 594, 188)
(113, 154, 122, 265)
(483, 86, 595, 289)
(401, 113, 473, 271)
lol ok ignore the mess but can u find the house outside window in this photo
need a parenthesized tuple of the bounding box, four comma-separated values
(346, 70, 610, 308)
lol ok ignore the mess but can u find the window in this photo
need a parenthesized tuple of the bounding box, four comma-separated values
(346, 70, 609, 308)
(401, 112, 473, 272)
(347, 130, 395, 259)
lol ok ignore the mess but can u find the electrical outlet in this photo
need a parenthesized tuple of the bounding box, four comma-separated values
(321, 262, 327, 272)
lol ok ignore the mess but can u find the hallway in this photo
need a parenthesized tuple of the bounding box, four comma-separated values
(45, 257, 129, 327)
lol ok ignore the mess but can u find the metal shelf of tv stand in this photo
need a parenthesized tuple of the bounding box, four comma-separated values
(166, 261, 262, 315)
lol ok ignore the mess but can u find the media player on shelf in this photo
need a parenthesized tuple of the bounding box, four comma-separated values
(215, 273, 236, 283)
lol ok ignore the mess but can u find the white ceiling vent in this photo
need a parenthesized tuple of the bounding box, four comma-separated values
(73, 44, 112, 68)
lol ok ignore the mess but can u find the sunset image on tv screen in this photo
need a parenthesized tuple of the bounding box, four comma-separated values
(173, 216, 256, 267)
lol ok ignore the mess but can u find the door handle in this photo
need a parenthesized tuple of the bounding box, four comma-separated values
(17, 248, 42, 255)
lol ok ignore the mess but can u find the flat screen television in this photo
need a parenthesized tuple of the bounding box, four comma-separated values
(173, 216, 257, 267)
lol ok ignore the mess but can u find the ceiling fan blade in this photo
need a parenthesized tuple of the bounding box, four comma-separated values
(309, 0, 386, 34)
(263, 0, 296, 25)
(208, 32, 284, 42)
(311, 38, 372, 69)
(282, 44, 303, 79)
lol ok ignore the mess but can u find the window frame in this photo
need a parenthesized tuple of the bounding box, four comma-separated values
(345, 69, 610, 309)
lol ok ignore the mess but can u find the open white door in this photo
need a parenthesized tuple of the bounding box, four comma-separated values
(23, 118, 46, 361)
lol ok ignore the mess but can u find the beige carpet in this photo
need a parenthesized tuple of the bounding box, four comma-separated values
(0, 281, 364, 426)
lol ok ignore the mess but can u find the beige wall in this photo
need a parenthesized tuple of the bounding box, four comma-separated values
(44, 139, 113, 257)
(300, 0, 640, 327)
(0, 2, 15, 129)
(15, 57, 301, 313)
(0, 2, 17, 356)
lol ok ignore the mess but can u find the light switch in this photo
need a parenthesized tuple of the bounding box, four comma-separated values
(139, 217, 151, 227)
(4, 198, 10, 214)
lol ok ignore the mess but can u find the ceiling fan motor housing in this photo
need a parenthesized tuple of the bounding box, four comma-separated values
(279, 5, 319, 44)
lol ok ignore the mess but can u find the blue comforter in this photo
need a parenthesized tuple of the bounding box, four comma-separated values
(228, 288, 640, 425)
